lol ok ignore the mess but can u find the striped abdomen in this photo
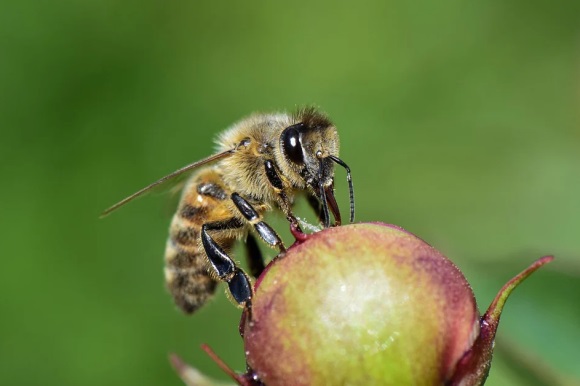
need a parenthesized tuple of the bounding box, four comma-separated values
(164, 169, 241, 314)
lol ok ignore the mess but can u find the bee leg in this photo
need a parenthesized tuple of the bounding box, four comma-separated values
(231, 192, 286, 252)
(245, 234, 266, 278)
(201, 221, 253, 307)
(264, 160, 301, 230)
(307, 193, 324, 224)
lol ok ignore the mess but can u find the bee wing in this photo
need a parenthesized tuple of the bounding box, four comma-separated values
(101, 149, 235, 217)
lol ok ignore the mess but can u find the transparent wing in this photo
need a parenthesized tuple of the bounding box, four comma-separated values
(101, 149, 235, 217)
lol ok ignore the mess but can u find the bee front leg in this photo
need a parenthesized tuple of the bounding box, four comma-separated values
(306, 193, 324, 225)
(201, 220, 253, 308)
(231, 192, 286, 253)
(263, 159, 301, 228)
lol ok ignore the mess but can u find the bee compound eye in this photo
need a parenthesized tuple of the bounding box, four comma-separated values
(281, 126, 304, 165)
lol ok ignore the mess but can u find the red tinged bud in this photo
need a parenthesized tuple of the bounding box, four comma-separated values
(172, 222, 553, 386)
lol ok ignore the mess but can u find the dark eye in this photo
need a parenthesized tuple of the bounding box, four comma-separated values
(281, 125, 304, 164)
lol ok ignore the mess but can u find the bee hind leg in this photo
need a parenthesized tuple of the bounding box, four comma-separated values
(245, 234, 265, 278)
(201, 221, 253, 308)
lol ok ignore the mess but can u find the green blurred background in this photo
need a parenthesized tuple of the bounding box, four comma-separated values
(1, 1, 579, 385)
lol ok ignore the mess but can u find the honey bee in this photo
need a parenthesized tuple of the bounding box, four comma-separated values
(102, 107, 354, 314)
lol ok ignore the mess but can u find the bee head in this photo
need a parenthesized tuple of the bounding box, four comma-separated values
(278, 108, 354, 228)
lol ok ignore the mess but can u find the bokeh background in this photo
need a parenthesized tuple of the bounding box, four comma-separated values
(1, 1, 579, 385)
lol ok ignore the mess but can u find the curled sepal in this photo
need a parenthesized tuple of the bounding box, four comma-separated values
(448, 255, 554, 386)
(169, 351, 238, 386)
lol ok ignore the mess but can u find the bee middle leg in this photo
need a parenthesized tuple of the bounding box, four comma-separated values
(202, 192, 288, 309)
(231, 192, 286, 253)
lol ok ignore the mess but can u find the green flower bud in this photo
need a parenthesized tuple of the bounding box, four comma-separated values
(173, 222, 552, 386)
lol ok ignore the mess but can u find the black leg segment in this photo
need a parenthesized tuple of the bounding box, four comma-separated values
(201, 220, 253, 307)
(264, 159, 284, 190)
(264, 160, 300, 227)
(231, 192, 285, 251)
(204, 217, 244, 231)
(228, 269, 253, 305)
(201, 224, 235, 279)
(232, 193, 259, 221)
(255, 222, 284, 249)
(245, 234, 266, 278)
(307, 193, 324, 224)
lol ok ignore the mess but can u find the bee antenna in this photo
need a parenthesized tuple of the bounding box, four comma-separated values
(328, 155, 355, 223)
(318, 158, 331, 228)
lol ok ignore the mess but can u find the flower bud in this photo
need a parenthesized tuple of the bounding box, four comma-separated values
(173, 222, 552, 386)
